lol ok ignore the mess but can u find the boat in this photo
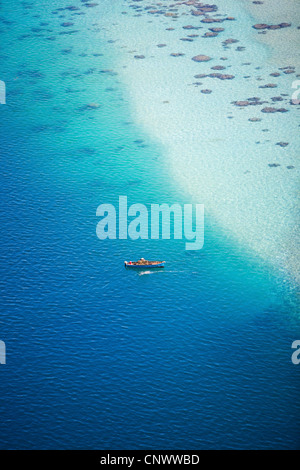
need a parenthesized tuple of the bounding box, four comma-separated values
(124, 258, 165, 268)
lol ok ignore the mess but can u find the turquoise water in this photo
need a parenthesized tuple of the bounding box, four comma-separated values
(110, 0, 300, 280)
(0, 0, 299, 450)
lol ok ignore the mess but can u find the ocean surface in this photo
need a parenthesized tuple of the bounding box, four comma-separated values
(0, 0, 299, 450)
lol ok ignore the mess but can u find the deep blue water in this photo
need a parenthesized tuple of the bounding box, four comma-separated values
(0, 0, 299, 449)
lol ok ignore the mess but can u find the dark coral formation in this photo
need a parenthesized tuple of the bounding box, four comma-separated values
(192, 54, 212, 62)
(253, 23, 291, 30)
